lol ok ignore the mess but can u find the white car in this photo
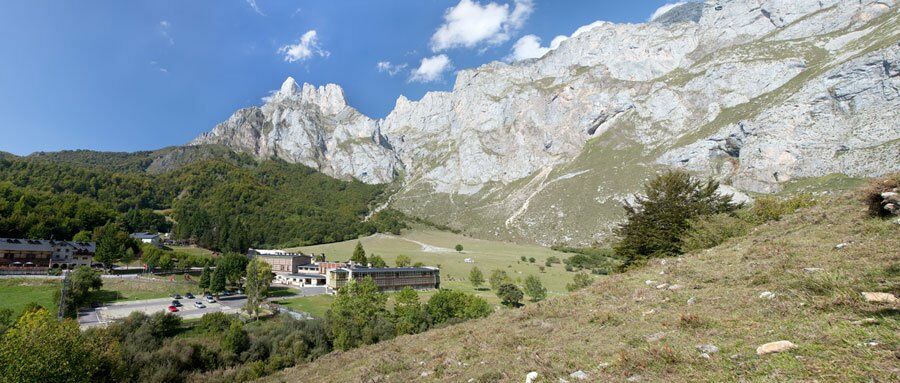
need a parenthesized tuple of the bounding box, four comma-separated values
(205, 296, 215, 303)
(194, 301, 206, 309)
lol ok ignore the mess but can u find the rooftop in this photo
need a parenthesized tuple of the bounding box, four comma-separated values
(0, 238, 96, 252)
(129, 232, 159, 239)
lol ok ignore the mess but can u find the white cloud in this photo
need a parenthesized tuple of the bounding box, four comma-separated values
(246, 0, 266, 16)
(430, 0, 533, 51)
(377, 61, 408, 76)
(649, 2, 686, 21)
(158, 20, 174, 45)
(506, 34, 567, 61)
(150, 61, 169, 74)
(409, 54, 453, 83)
(278, 30, 330, 63)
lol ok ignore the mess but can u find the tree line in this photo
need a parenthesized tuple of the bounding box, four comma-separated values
(0, 152, 406, 252)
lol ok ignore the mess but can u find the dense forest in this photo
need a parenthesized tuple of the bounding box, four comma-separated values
(0, 147, 405, 251)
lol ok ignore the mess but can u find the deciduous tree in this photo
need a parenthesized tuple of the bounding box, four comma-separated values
(523, 275, 547, 302)
(244, 258, 274, 319)
(468, 267, 485, 289)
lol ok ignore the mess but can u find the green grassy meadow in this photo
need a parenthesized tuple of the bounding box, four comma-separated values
(0, 278, 60, 316)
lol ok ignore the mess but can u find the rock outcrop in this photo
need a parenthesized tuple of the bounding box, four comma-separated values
(193, 0, 900, 245)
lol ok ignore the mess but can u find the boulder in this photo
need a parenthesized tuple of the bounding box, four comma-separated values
(525, 371, 539, 383)
(697, 344, 719, 354)
(861, 292, 898, 304)
(569, 370, 588, 380)
(756, 341, 798, 355)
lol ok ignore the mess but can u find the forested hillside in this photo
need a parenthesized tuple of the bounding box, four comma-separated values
(0, 148, 404, 251)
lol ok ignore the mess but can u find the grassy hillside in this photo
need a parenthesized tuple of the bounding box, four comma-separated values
(287, 228, 573, 302)
(262, 194, 898, 382)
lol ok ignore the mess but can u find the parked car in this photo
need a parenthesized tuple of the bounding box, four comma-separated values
(205, 296, 216, 303)
(172, 294, 182, 300)
(235, 289, 243, 295)
(167, 305, 178, 312)
(194, 301, 205, 309)
(171, 300, 182, 307)
(221, 290, 234, 297)
(185, 292, 195, 299)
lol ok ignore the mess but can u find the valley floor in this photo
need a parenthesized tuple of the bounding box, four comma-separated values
(262, 195, 899, 382)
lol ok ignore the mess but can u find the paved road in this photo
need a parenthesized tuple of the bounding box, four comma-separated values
(78, 295, 247, 329)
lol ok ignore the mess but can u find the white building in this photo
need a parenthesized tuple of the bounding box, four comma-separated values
(275, 273, 327, 287)
(130, 232, 161, 247)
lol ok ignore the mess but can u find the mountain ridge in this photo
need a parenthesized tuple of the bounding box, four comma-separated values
(193, 0, 900, 246)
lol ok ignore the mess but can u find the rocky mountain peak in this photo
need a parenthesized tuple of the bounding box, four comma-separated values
(193, 1, 899, 246)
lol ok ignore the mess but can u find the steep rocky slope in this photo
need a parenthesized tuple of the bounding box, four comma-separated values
(193, 0, 900, 245)
(258, 193, 899, 383)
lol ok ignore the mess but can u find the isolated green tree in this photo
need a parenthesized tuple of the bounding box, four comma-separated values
(489, 269, 512, 291)
(468, 267, 485, 289)
(566, 273, 594, 292)
(351, 242, 367, 265)
(198, 265, 211, 289)
(497, 283, 524, 307)
(395, 254, 411, 267)
(523, 275, 547, 302)
(60, 266, 103, 316)
(455, 244, 463, 252)
(614, 170, 738, 265)
(394, 287, 427, 335)
(368, 255, 388, 268)
(329, 277, 388, 350)
(244, 258, 274, 319)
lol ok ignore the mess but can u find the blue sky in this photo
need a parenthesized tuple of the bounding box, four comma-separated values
(0, 0, 678, 155)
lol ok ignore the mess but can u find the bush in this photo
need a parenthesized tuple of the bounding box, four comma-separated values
(566, 273, 594, 292)
(199, 312, 234, 333)
(426, 290, 492, 325)
(680, 213, 751, 253)
(744, 194, 816, 224)
(497, 284, 523, 307)
(614, 171, 739, 265)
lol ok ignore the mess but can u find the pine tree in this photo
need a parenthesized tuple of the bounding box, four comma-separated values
(198, 265, 211, 289)
(210, 266, 226, 294)
(351, 241, 368, 265)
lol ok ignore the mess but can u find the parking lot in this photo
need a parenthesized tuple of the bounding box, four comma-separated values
(78, 295, 246, 329)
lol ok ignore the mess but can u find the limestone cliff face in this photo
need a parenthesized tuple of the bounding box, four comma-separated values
(193, 0, 900, 245)
(191, 78, 399, 184)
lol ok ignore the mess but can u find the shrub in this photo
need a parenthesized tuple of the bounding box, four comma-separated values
(199, 312, 234, 333)
(680, 213, 751, 252)
(426, 290, 492, 325)
(613, 171, 739, 265)
(744, 194, 816, 224)
(566, 273, 594, 292)
(496, 284, 523, 307)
